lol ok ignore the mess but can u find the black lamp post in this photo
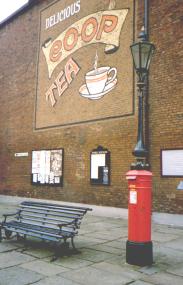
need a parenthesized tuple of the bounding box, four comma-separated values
(125, 29, 156, 267)
(130, 29, 155, 170)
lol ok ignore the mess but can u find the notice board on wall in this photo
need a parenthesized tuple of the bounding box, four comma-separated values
(31, 149, 63, 186)
(90, 146, 110, 185)
(161, 149, 183, 177)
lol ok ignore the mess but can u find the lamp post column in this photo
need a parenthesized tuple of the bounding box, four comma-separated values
(126, 29, 155, 266)
(131, 85, 148, 169)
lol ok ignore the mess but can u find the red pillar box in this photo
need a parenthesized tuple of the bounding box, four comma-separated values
(126, 170, 153, 266)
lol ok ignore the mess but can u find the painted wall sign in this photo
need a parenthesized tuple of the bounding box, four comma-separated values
(43, 9, 128, 78)
(35, 0, 135, 129)
(45, 0, 81, 30)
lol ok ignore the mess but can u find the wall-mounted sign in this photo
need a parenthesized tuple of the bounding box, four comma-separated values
(90, 146, 110, 185)
(15, 152, 29, 157)
(177, 181, 183, 190)
(161, 149, 183, 177)
(35, 0, 134, 129)
(31, 149, 64, 186)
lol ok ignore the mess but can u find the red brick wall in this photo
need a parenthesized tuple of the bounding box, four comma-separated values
(149, 0, 183, 213)
(0, 0, 182, 213)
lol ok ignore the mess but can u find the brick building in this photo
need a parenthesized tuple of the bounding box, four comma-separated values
(0, 0, 183, 214)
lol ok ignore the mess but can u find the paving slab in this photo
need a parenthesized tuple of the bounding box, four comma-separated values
(91, 261, 142, 279)
(142, 272, 183, 285)
(84, 229, 125, 240)
(152, 231, 179, 242)
(0, 266, 43, 285)
(0, 251, 35, 269)
(45, 255, 93, 269)
(21, 246, 54, 259)
(138, 265, 165, 275)
(76, 248, 116, 262)
(74, 235, 107, 248)
(163, 237, 183, 251)
(87, 243, 124, 254)
(103, 239, 126, 250)
(152, 224, 183, 236)
(33, 275, 81, 285)
(0, 242, 19, 252)
(167, 263, 183, 277)
(83, 216, 107, 223)
(130, 281, 154, 285)
(153, 244, 183, 265)
(20, 259, 69, 276)
(81, 221, 121, 231)
(61, 266, 136, 285)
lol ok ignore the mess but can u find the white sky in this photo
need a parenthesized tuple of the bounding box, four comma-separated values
(0, 0, 29, 23)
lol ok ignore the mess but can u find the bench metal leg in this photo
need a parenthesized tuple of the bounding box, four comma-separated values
(0, 227, 2, 242)
(5, 229, 13, 240)
(71, 237, 80, 254)
(51, 241, 63, 262)
(51, 239, 72, 262)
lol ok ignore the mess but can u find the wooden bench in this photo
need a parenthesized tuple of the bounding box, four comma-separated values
(0, 201, 92, 258)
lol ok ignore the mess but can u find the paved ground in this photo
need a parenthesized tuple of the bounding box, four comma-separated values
(0, 197, 183, 285)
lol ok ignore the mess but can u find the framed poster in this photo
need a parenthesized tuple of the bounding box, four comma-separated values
(161, 149, 183, 177)
(90, 146, 110, 185)
(32, 149, 64, 186)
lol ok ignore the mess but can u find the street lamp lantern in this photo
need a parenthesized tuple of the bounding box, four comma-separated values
(130, 30, 155, 87)
(130, 28, 155, 169)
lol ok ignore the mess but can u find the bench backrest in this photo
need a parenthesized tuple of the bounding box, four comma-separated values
(16, 201, 92, 232)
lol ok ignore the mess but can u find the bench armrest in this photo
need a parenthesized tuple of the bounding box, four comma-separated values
(58, 220, 76, 229)
(2, 211, 20, 223)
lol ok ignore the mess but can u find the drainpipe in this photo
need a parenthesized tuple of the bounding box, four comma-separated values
(144, 0, 150, 166)
(144, 0, 149, 40)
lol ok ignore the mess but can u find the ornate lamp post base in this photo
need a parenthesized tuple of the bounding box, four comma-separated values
(131, 158, 150, 170)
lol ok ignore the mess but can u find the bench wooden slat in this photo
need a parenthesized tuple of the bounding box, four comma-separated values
(3, 226, 60, 242)
(19, 213, 75, 224)
(22, 204, 87, 214)
(19, 206, 82, 218)
(7, 221, 76, 235)
(19, 209, 81, 220)
(5, 225, 63, 238)
(5, 224, 63, 240)
(19, 216, 76, 228)
(4, 221, 75, 238)
(19, 216, 64, 226)
(19, 205, 82, 216)
(21, 201, 92, 213)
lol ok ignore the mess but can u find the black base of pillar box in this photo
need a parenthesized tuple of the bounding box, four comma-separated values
(126, 240, 153, 266)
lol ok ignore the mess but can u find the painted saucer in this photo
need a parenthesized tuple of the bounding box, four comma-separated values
(79, 79, 117, 100)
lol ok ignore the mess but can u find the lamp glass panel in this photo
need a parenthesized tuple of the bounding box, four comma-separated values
(131, 43, 140, 70)
(141, 43, 153, 70)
